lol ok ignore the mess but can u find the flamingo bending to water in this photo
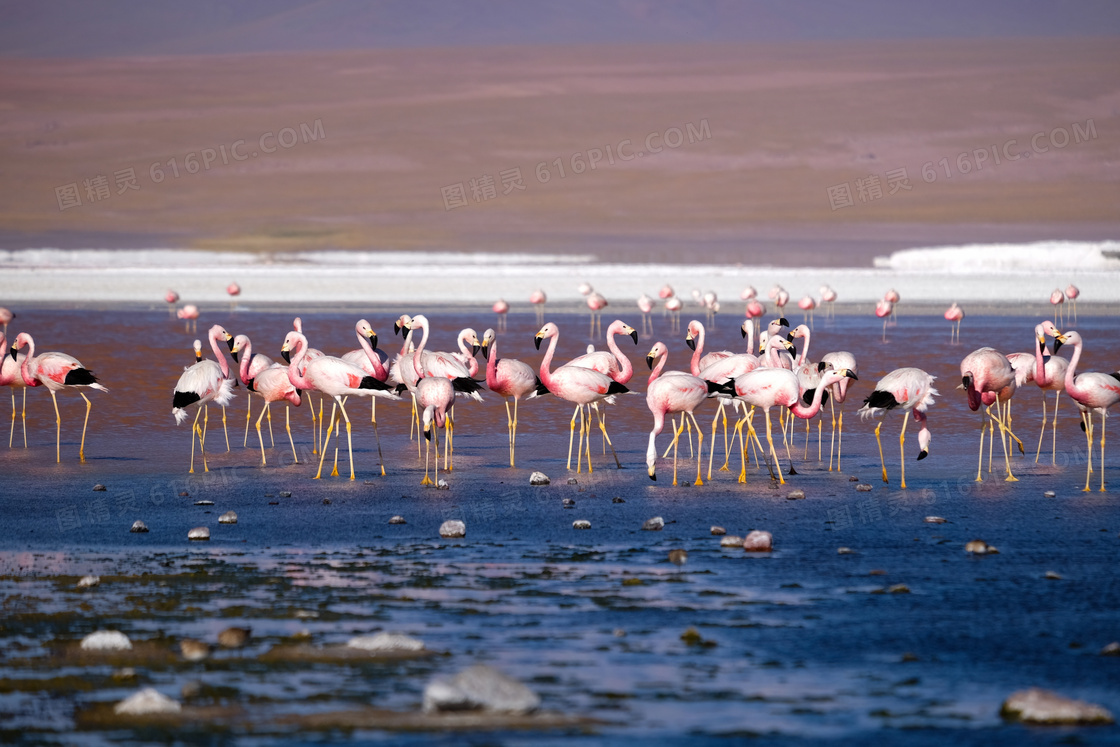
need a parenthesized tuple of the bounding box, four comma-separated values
(818, 350, 858, 471)
(231, 334, 275, 448)
(858, 368, 936, 489)
(171, 326, 234, 473)
(875, 299, 893, 342)
(645, 342, 725, 485)
(961, 347, 1021, 482)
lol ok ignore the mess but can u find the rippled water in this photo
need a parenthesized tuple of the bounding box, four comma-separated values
(1, 305, 1118, 744)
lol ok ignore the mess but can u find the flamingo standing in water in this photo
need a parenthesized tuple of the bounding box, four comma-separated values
(172, 327, 234, 473)
(884, 289, 901, 323)
(10, 333, 109, 463)
(745, 298, 765, 340)
(0, 330, 28, 448)
(492, 299, 510, 332)
(292, 317, 327, 453)
(1052, 329, 1120, 491)
(230, 334, 275, 448)
(818, 350, 858, 471)
(637, 294, 654, 336)
(479, 328, 545, 467)
(534, 322, 628, 473)
(241, 360, 301, 467)
(413, 350, 456, 487)
(961, 347, 1021, 482)
(875, 299, 893, 341)
(530, 289, 547, 325)
(340, 319, 391, 473)
(1050, 289, 1066, 326)
(664, 296, 683, 333)
(1065, 284, 1080, 322)
(858, 367, 936, 489)
(1030, 321, 1068, 464)
(177, 304, 200, 334)
(775, 289, 790, 318)
(565, 319, 638, 468)
(0, 307, 12, 335)
(798, 295, 817, 327)
(819, 285, 837, 319)
(645, 342, 720, 485)
(944, 303, 964, 343)
(281, 331, 399, 480)
(226, 282, 240, 312)
(587, 292, 608, 338)
(163, 292, 178, 318)
(658, 284, 674, 300)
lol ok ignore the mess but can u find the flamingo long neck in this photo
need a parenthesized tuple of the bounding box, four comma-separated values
(538, 333, 559, 389)
(1033, 331, 1053, 387)
(238, 341, 253, 385)
(605, 327, 633, 383)
(790, 377, 829, 419)
(795, 329, 811, 367)
(412, 322, 430, 378)
(358, 328, 387, 379)
(209, 330, 230, 379)
(485, 340, 500, 390)
(690, 323, 704, 376)
(743, 324, 754, 355)
(647, 352, 668, 386)
(1064, 338, 1083, 397)
(18, 335, 38, 387)
(286, 334, 313, 390)
(764, 336, 785, 367)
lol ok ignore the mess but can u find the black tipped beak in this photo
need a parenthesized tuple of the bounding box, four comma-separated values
(281, 350, 291, 364)
(685, 337, 696, 351)
(231, 351, 240, 362)
(534, 336, 542, 351)
(8, 346, 15, 361)
(786, 332, 795, 342)
(646, 354, 655, 370)
(1053, 337, 1063, 353)
(845, 370, 858, 380)
(740, 326, 747, 338)
(649, 473, 657, 481)
(393, 322, 401, 335)
(817, 361, 827, 372)
(225, 337, 235, 351)
(917, 449, 929, 461)
(424, 427, 432, 441)
(479, 341, 489, 360)
(472, 344, 480, 357)
(962, 374, 972, 388)
(369, 332, 378, 349)
(778, 317, 789, 327)
(629, 329, 638, 345)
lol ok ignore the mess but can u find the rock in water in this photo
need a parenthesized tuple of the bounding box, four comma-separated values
(218, 511, 237, 524)
(965, 540, 998, 555)
(720, 536, 744, 547)
(81, 630, 132, 651)
(187, 527, 209, 541)
(1001, 688, 1114, 725)
(572, 520, 591, 529)
(423, 665, 541, 714)
(743, 530, 773, 552)
(711, 526, 726, 536)
(668, 549, 688, 566)
(924, 516, 947, 524)
(1043, 490, 1056, 498)
(786, 489, 805, 500)
(114, 688, 181, 715)
(77, 575, 100, 588)
(1101, 642, 1120, 656)
(129, 520, 149, 533)
(642, 516, 664, 531)
(179, 639, 211, 662)
(566, 477, 578, 485)
(837, 547, 854, 555)
(562, 498, 575, 508)
(856, 484, 872, 492)
(439, 520, 466, 538)
(93, 484, 107, 492)
(347, 632, 425, 651)
(529, 471, 550, 486)
(217, 627, 251, 648)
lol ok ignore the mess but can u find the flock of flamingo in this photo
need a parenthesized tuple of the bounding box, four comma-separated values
(0, 277, 1113, 493)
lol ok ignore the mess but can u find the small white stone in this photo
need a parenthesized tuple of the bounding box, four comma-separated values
(1001, 688, 1114, 725)
(347, 632, 425, 651)
(711, 526, 726, 536)
(1043, 490, 1056, 498)
(436, 479, 449, 490)
(218, 511, 237, 524)
(856, 484, 872, 492)
(129, 520, 149, 533)
(1100, 641, 1120, 656)
(114, 688, 182, 715)
(743, 530, 773, 552)
(187, 526, 209, 541)
(573, 520, 591, 529)
(439, 520, 466, 538)
(423, 665, 540, 714)
(924, 516, 947, 524)
(786, 489, 805, 500)
(388, 515, 407, 524)
(966, 540, 997, 555)
(77, 575, 100, 588)
(838, 547, 853, 554)
(719, 535, 744, 547)
(194, 500, 214, 506)
(529, 471, 550, 486)
(295, 610, 319, 619)
(642, 516, 664, 531)
(81, 630, 132, 651)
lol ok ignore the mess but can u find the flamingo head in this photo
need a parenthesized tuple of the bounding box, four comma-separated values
(210, 325, 234, 351)
(646, 342, 668, 370)
(10, 332, 32, 359)
(1052, 329, 1079, 354)
(479, 328, 495, 359)
(740, 320, 750, 338)
(534, 323, 559, 350)
(821, 368, 858, 388)
(193, 340, 203, 362)
(356, 319, 378, 350)
(230, 334, 250, 362)
(460, 328, 481, 356)
(280, 331, 304, 364)
(617, 322, 638, 345)
(788, 323, 810, 340)
(685, 320, 702, 350)
(917, 428, 931, 460)
(393, 314, 412, 335)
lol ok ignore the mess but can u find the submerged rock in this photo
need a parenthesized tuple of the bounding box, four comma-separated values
(612, 497, 625, 503)
(194, 500, 214, 506)
(1000, 688, 1114, 725)
(1043, 490, 1056, 498)
(837, 547, 854, 555)
(93, 484, 107, 492)
(347, 632, 425, 652)
(924, 516, 947, 524)
(129, 520, 149, 533)
(562, 498, 575, 508)
(642, 516, 664, 531)
(439, 520, 466, 538)
(529, 471, 550, 486)
(719, 535, 744, 547)
(965, 540, 998, 555)
(77, 575, 100, 588)
(668, 549, 688, 566)
(743, 530, 773, 552)
(187, 526, 209, 541)
(81, 630, 132, 651)
(1100, 642, 1120, 656)
(855, 484, 872, 492)
(710, 526, 726, 536)
(1045, 571, 1062, 580)
(218, 511, 237, 524)
(786, 489, 805, 500)
(388, 515, 407, 524)
(279, 491, 292, 498)
(567, 477, 578, 485)
(179, 639, 211, 662)
(114, 688, 181, 716)
(888, 584, 910, 594)
(217, 627, 251, 649)
(572, 520, 591, 530)
(423, 664, 541, 714)
(436, 479, 449, 490)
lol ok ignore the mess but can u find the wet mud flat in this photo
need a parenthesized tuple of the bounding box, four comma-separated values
(0, 307, 1118, 744)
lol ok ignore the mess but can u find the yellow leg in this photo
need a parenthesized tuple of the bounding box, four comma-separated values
(8, 391, 13, 449)
(505, 399, 515, 467)
(49, 389, 62, 463)
(707, 404, 721, 481)
(285, 405, 298, 463)
(444, 415, 452, 472)
(875, 421, 887, 483)
(201, 407, 210, 471)
(421, 417, 433, 486)
(986, 407, 994, 473)
(1100, 412, 1107, 493)
(511, 398, 520, 468)
(370, 397, 385, 476)
(567, 405, 579, 470)
(689, 412, 705, 486)
(734, 417, 748, 483)
(1050, 392, 1060, 465)
(330, 401, 342, 477)
(189, 406, 202, 473)
(720, 406, 732, 471)
(975, 415, 986, 482)
(1035, 392, 1048, 463)
(267, 402, 275, 447)
(221, 406, 229, 452)
(764, 409, 784, 484)
(990, 400, 1017, 482)
(670, 416, 685, 485)
(309, 400, 318, 455)
(255, 400, 269, 466)
(662, 416, 677, 458)
(244, 394, 252, 447)
(1083, 411, 1093, 492)
(339, 400, 355, 481)
(899, 411, 910, 490)
(837, 407, 844, 472)
(595, 404, 622, 468)
(78, 392, 91, 462)
(315, 402, 337, 479)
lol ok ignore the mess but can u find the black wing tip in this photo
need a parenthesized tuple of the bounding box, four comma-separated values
(64, 368, 99, 386)
(452, 377, 484, 393)
(863, 389, 899, 410)
(606, 381, 629, 395)
(801, 388, 816, 405)
(360, 376, 392, 391)
(173, 391, 201, 409)
(535, 377, 550, 396)
(706, 380, 734, 395)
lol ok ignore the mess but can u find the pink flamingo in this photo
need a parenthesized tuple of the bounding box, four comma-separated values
(819, 285, 837, 319)
(775, 289, 790, 317)
(0, 330, 28, 448)
(226, 282, 240, 312)
(492, 299, 510, 332)
(411, 341, 456, 486)
(757, 319, 794, 369)
(163, 292, 178, 318)
(1030, 321, 1068, 464)
(1049, 289, 1065, 326)
(578, 282, 594, 296)
(566, 319, 638, 467)
(450, 328, 482, 378)
(529, 289, 547, 325)
(664, 295, 683, 333)
(177, 304, 200, 334)
(658, 284, 674, 300)
(480, 328, 544, 467)
(684, 320, 733, 376)
(944, 303, 964, 343)
(875, 299, 893, 341)
(534, 322, 629, 473)
(818, 350, 858, 471)
(768, 285, 783, 300)
(858, 367, 936, 489)
(741, 286, 757, 302)
(1065, 284, 1080, 322)
(884, 288, 901, 324)
(644, 341, 714, 485)
(292, 317, 327, 454)
(10, 333, 108, 464)
(637, 294, 654, 336)
(798, 296, 817, 326)
(587, 292, 608, 338)
(1052, 329, 1120, 491)
(231, 334, 276, 448)
(338, 318, 391, 473)
(281, 330, 398, 480)
(243, 364, 301, 467)
(961, 347, 1021, 482)
(789, 323, 825, 459)
(0, 307, 12, 336)
(172, 327, 234, 473)
(745, 298, 765, 340)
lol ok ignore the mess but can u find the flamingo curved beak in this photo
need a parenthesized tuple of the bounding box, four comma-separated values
(917, 448, 929, 460)
(8, 345, 15, 361)
(479, 340, 490, 360)
(685, 334, 696, 351)
(393, 322, 401, 335)
(533, 334, 543, 350)
(280, 342, 291, 364)
(230, 346, 240, 363)
(225, 336, 235, 351)
(740, 324, 748, 338)
(842, 369, 858, 380)
(646, 353, 656, 370)
(367, 331, 378, 349)
(778, 317, 789, 327)
(779, 338, 795, 352)
(1052, 335, 1064, 353)
(472, 343, 481, 356)
(629, 328, 638, 345)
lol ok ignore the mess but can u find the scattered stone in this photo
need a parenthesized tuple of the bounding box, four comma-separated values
(129, 520, 149, 533)
(436, 479, 449, 490)
(179, 491, 189, 497)
(837, 547, 853, 555)
(622, 577, 643, 586)
(924, 516, 947, 524)
(295, 610, 319, 619)
(668, 549, 688, 566)
(1000, 688, 1114, 725)
(439, 520, 466, 538)
(848, 476, 860, 481)
(1100, 642, 1120, 656)
(111, 667, 138, 684)
(388, 515, 407, 524)
(681, 627, 703, 644)
(92, 484, 107, 492)
(194, 500, 214, 506)
(612, 497, 625, 504)
(642, 516, 664, 531)
(965, 540, 998, 555)
(187, 527, 210, 541)
(1045, 571, 1062, 580)
(901, 652, 919, 662)
(179, 639, 211, 662)
(217, 627, 251, 649)
(743, 530, 773, 552)
(322, 498, 331, 505)
(613, 628, 626, 637)
(869, 569, 887, 576)
(114, 688, 182, 716)
(1044, 490, 1056, 498)
(81, 630, 132, 651)
(181, 681, 203, 700)
(269, 501, 280, 506)
(888, 584, 911, 594)
(711, 526, 726, 536)
(562, 498, 575, 508)
(855, 484, 872, 492)
(423, 665, 541, 714)
(573, 520, 591, 530)
(768, 482, 779, 490)
(279, 491, 292, 498)
(347, 632, 425, 652)
(720, 536, 744, 547)
(77, 575, 100, 588)
(786, 489, 805, 500)
(567, 477, 578, 485)
(529, 471, 550, 486)
(218, 511, 237, 524)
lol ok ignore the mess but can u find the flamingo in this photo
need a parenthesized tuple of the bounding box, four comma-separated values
(529, 289, 547, 325)
(702, 291, 718, 327)
(163, 292, 178, 318)
(1030, 321, 1068, 464)
(745, 298, 765, 340)
(566, 319, 638, 467)
(292, 317, 327, 453)
(818, 350, 858, 471)
(1050, 289, 1066, 326)
(587, 292, 608, 338)
(0, 330, 28, 448)
(819, 285, 837, 319)
(10, 333, 108, 463)
(479, 328, 545, 467)
(339, 319, 391, 472)
(665, 296, 683, 333)
(281, 331, 399, 480)
(789, 324, 825, 459)
(578, 282, 594, 296)
(492, 299, 510, 332)
(645, 342, 721, 485)
(775, 289, 790, 317)
(875, 299, 893, 341)
(413, 350, 456, 487)
(245, 364, 301, 467)
(741, 286, 757, 303)
(171, 327, 234, 473)
(230, 334, 275, 448)
(637, 294, 654, 336)
(884, 288, 901, 323)
(450, 328, 482, 378)
(858, 368, 936, 489)
(944, 303, 964, 343)
(1052, 329, 1120, 491)
(961, 347, 1021, 482)
(684, 320, 734, 375)
(658, 284, 674, 300)
(177, 304, 200, 334)
(0, 307, 12, 336)
(1065, 284, 1080, 322)
(534, 322, 629, 473)
(227, 281, 240, 312)
(798, 295, 817, 327)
